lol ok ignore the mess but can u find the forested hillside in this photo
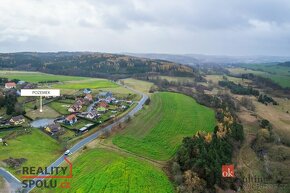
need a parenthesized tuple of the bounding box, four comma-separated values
(0, 52, 196, 79)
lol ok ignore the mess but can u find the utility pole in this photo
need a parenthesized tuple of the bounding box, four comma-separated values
(40, 96, 43, 112)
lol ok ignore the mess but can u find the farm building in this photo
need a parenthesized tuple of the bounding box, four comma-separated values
(64, 114, 78, 125)
(9, 115, 25, 125)
(5, 82, 16, 89)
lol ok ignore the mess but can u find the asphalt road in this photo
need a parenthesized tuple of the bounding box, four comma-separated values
(21, 89, 148, 192)
(0, 167, 22, 191)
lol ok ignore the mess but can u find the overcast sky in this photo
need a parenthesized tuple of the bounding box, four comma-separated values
(0, 0, 290, 56)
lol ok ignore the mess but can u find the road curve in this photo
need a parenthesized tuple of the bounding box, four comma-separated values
(22, 87, 148, 192)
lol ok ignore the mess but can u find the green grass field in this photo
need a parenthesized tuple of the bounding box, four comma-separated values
(48, 101, 72, 115)
(63, 118, 94, 130)
(0, 70, 119, 89)
(121, 78, 155, 94)
(40, 148, 174, 193)
(0, 129, 62, 177)
(229, 64, 290, 88)
(52, 79, 118, 89)
(113, 92, 216, 160)
(0, 71, 87, 82)
(26, 105, 61, 120)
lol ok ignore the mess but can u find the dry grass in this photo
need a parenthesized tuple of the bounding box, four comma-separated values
(254, 100, 290, 145)
(121, 78, 155, 94)
(26, 105, 61, 120)
(205, 75, 252, 85)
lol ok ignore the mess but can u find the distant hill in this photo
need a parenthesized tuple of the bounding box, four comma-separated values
(0, 52, 196, 79)
(126, 53, 290, 65)
(277, 61, 290, 67)
(125, 53, 200, 66)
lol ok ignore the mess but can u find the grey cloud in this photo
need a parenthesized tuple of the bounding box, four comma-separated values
(0, 0, 290, 55)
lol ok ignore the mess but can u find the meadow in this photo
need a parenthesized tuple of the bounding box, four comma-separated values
(0, 70, 119, 89)
(40, 148, 174, 193)
(121, 78, 155, 94)
(112, 92, 216, 160)
(48, 101, 72, 115)
(229, 64, 290, 88)
(206, 74, 252, 85)
(0, 129, 62, 177)
(52, 79, 118, 89)
(0, 71, 86, 82)
(26, 105, 61, 119)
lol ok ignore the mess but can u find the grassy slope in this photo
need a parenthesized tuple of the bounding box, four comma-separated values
(121, 78, 154, 94)
(26, 105, 61, 120)
(113, 92, 216, 160)
(229, 64, 290, 88)
(52, 79, 118, 89)
(0, 129, 62, 177)
(48, 101, 71, 115)
(0, 70, 118, 89)
(40, 148, 174, 193)
(0, 71, 86, 82)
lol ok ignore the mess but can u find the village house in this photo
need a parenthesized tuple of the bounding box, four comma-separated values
(98, 91, 112, 99)
(45, 123, 62, 134)
(9, 115, 25, 125)
(83, 88, 92, 94)
(17, 80, 26, 85)
(121, 105, 128, 110)
(76, 98, 85, 105)
(68, 98, 85, 112)
(21, 83, 36, 89)
(64, 114, 78, 125)
(84, 94, 93, 102)
(105, 97, 116, 104)
(68, 103, 83, 113)
(86, 110, 98, 119)
(5, 82, 16, 89)
(98, 101, 109, 108)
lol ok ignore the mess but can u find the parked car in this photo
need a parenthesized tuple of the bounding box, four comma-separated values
(64, 150, 71, 156)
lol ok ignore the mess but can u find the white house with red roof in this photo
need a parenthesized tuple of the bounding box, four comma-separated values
(5, 82, 16, 89)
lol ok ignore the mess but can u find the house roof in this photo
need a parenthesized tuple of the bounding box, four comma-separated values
(46, 123, 61, 132)
(17, 81, 26, 84)
(85, 94, 93, 100)
(66, 114, 77, 121)
(83, 88, 92, 93)
(5, 82, 16, 87)
(98, 101, 108, 108)
(10, 115, 25, 121)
